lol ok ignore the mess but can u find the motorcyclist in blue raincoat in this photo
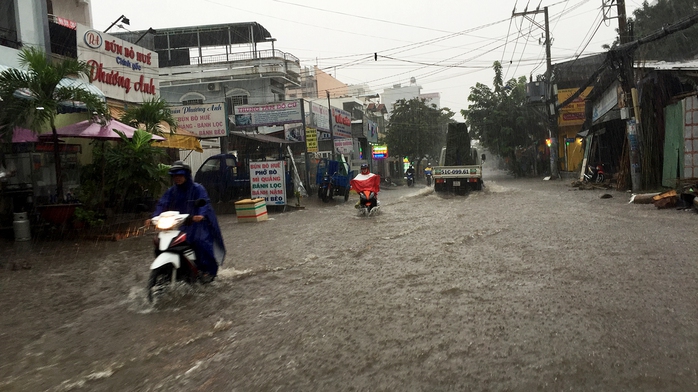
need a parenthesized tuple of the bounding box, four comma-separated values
(151, 161, 226, 282)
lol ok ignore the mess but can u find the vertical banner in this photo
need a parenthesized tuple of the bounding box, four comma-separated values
(249, 160, 287, 205)
(365, 119, 378, 143)
(305, 127, 318, 152)
(332, 107, 352, 139)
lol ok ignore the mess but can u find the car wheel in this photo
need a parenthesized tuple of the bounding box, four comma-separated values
(208, 188, 220, 203)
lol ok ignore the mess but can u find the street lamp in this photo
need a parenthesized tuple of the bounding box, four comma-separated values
(104, 15, 130, 33)
(134, 28, 156, 45)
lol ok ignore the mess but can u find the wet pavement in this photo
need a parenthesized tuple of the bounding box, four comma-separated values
(2, 168, 698, 391)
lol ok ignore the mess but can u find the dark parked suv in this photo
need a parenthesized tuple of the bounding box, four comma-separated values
(194, 154, 250, 202)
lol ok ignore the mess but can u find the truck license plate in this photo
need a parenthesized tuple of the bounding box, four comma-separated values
(453, 181, 460, 186)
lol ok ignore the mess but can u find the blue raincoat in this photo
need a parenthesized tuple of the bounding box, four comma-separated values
(153, 172, 226, 277)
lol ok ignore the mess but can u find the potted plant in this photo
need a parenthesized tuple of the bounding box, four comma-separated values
(73, 206, 104, 229)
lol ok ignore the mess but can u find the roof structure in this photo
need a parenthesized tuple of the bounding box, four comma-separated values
(115, 22, 275, 68)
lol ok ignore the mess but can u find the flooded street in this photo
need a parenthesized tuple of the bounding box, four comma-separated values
(2, 168, 698, 391)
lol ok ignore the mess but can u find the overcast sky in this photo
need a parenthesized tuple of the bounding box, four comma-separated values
(90, 0, 643, 121)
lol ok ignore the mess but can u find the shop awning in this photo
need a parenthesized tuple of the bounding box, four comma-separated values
(110, 106, 203, 152)
(152, 134, 204, 152)
(577, 129, 590, 138)
(41, 119, 165, 141)
(9, 127, 39, 143)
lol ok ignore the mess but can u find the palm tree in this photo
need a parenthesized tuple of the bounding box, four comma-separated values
(0, 46, 109, 201)
(120, 97, 177, 136)
(120, 96, 179, 161)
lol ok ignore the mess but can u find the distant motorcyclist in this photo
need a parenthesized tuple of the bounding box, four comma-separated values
(424, 163, 433, 186)
(351, 163, 380, 209)
(405, 164, 416, 186)
(149, 161, 226, 282)
(405, 165, 416, 177)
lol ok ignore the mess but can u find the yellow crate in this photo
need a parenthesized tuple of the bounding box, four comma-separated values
(234, 198, 268, 222)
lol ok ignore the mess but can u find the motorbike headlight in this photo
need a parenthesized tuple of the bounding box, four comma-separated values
(155, 211, 179, 230)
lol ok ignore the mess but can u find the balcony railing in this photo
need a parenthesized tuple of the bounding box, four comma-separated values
(190, 49, 299, 66)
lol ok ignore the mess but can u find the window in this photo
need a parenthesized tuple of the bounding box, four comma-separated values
(226, 95, 249, 116)
(182, 98, 203, 105)
(0, 1, 19, 49)
(230, 95, 248, 106)
(199, 158, 221, 173)
(225, 158, 238, 175)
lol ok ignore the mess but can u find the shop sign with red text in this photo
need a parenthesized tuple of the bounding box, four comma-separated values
(76, 24, 159, 103)
(171, 103, 227, 138)
(331, 107, 352, 139)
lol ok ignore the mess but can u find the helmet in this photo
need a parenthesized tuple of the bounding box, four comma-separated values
(360, 163, 369, 169)
(168, 160, 191, 175)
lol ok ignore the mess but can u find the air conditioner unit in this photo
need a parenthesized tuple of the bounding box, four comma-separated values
(207, 82, 220, 92)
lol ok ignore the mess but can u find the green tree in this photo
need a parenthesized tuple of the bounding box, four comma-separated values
(630, 0, 698, 61)
(385, 97, 453, 170)
(463, 61, 547, 174)
(119, 96, 180, 162)
(0, 47, 108, 200)
(119, 97, 177, 136)
(80, 129, 167, 213)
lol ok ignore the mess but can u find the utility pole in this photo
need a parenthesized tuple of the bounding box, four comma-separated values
(513, 6, 559, 178)
(612, 0, 642, 192)
(221, 85, 229, 154)
(326, 90, 336, 161)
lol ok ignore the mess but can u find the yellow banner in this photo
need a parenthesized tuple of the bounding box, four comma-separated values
(305, 127, 318, 152)
(558, 87, 592, 127)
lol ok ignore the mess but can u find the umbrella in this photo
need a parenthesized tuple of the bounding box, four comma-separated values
(9, 127, 39, 143)
(41, 119, 165, 141)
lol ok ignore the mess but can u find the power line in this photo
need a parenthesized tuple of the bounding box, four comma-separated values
(271, 0, 459, 35)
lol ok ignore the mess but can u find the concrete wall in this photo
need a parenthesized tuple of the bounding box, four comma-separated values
(380, 84, 421, 117)
(315, 66, 347, 98)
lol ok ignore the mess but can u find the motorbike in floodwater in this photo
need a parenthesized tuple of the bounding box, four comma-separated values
(147, 199, 208, 302)
(356, 190, 380, 217)
(583, 163, 605, 184)
(405, 172, 415, 187)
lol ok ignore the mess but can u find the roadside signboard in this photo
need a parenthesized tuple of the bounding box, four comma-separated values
(249, 160, 287, 205)
(305, 127, 318, 152)
(170, 103, 227, 138)
(233, 100, 302, 128)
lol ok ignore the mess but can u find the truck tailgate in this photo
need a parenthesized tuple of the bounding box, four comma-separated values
(433, 166, 481, 178)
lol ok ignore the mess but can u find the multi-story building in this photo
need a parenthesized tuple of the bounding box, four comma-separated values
(113, 22, 301, 166)
(0, 0, 103, 225)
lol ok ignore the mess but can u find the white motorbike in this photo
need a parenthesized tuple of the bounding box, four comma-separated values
(147, 200, 206, 302)
(356, 190, 381, 217)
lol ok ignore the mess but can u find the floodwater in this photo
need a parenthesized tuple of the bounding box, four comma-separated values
(2, 168, 698, 391)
